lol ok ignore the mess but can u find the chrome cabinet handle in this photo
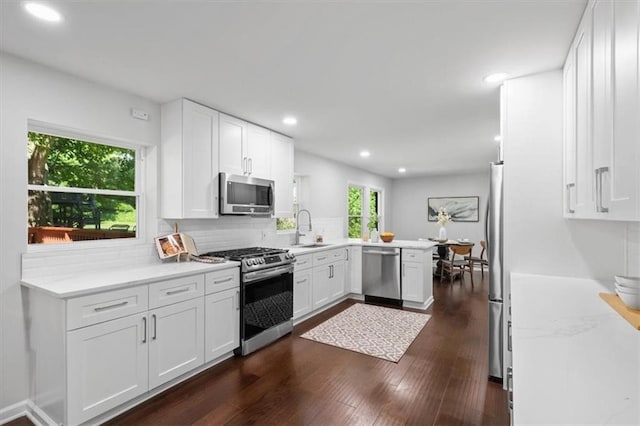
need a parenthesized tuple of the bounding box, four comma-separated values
(94, 300, 128, 312)
(402, 263, 406, 277)
(507, 320, 512, 351)
(566, 183, 575, 214)
(152, 314, 157, 340)
(236, 290, 240, 311)
(248, 158, 253, 175)
(345, 249, 349, 261)
(166, 287, 190, 296)
(243, 157, 248, 174)
(506, 366, 514, 411)
(317, 256, 327, 261)
(213, 276, 233, 284)
(595, 167, 609, 213)
(142, 316, 147, 343)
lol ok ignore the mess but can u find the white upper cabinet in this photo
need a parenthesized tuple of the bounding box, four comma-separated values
(219, 113, 272, 179)
(563, 0, 640, 221)
(609, 0, 640, 220)
(161, 99, 220, 218)
(270, 132, 294, 218)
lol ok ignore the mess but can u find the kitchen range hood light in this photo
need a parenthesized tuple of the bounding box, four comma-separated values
(360, 151, 370, 158)
(398, 167, 406, 173)
(483, 73, 510, 84)
(282, 116, 297, 125)
(494, 135, 502, 142)
(24, 2, 62, 22)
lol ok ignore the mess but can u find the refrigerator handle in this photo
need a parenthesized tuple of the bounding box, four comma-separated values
(484, 199, 490, 248)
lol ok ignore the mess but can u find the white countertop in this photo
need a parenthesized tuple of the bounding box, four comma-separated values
(511, 272, 640, 425)
(21, 260, 240, 299)
(285, 238, 437, 255)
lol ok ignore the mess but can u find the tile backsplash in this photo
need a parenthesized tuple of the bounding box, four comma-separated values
(627, 223, 640, 276)
(22, 216, 345, 280)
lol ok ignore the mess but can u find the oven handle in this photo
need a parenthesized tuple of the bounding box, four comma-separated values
(243, 264, 294, 284)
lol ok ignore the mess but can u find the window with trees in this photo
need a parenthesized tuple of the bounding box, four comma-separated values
(348, 185, 383, 238)
(276, 176, 300, 231)
(27, 128, 141, 245)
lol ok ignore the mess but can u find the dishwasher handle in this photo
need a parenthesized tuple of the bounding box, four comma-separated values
(362, 250, 399, 256)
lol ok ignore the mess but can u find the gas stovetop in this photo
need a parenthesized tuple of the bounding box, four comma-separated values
(202, 247, 295, 272)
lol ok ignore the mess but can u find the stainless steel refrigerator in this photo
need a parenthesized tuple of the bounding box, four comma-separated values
(487, 161, 504, 382)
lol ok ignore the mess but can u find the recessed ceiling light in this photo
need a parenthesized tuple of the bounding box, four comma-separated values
(483, 73, 510, 84)
(24, 2, 62, 22)
(494, 135, 502, 142)
(398, 168, 407, 173)
(360, 151, 370, 158)
(282, 116, 297, 125)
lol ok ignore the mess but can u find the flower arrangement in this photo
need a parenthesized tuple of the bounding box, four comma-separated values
(437, 207, 452, 226)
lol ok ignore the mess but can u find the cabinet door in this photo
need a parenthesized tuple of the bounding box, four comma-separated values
(219, 113, 247, 176)
(312, 266, 331, 310)
(591, 0, 614, 217)
(271, 132, 294, 218)
(349, 246, 362, 294)
(204, 288, 239, 362)
(182, 100, 220, 218)
(402, 261, 423, 302)
(610, 0, 640, 220)
(148, 298, 204, 389)
(564, 41, 577, 216)
(329, 261, 345, 300)
(293, 269, 313, 319)
(246, 124, 271, 179)
(574, 16, 594, 217)
(67, 313, 148, 425)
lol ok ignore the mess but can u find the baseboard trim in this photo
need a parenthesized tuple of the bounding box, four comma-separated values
(403, 296, 434, 311)
(0, 400, 27, 425)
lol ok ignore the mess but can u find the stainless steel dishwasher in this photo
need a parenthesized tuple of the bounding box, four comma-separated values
(362, 246, 401, 303)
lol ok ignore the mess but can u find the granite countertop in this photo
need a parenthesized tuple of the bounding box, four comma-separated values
(21, 260, 241, 299)
(511, 272, 640, 425)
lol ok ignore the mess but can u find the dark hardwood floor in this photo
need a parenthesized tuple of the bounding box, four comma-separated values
(104, 271, 509, 426)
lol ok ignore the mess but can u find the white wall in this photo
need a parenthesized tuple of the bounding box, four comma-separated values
(0, 53, 161, 413)
(390, 172, 489, 244)
(294, 149, 393, 235)
(503, 70, 634, 281)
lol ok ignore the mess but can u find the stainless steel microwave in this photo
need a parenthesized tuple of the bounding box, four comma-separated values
(219, 172, 274, 216)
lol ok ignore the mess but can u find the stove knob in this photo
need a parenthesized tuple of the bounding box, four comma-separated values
(248, 259, 255, 266)
(260, 258, 265, 264)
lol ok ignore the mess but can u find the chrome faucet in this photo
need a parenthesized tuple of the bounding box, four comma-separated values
(295, 209, 312, 245)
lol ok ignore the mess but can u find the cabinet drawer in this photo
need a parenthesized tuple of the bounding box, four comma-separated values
(205, 267, 239, 294)
(67, 286, 148, 331)
(313, 249, 344, 266)
(294, 254, 312, 271)
(402, 249, 424, 262)
(149, 274, 205, 309)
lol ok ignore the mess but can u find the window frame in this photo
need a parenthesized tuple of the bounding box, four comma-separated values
(347, 182, 384, 238)
(26, 121, 145, 251)
(276, 175, 300, 233)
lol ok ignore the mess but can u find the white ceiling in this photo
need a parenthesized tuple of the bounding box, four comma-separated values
(0, 0, 586, 178)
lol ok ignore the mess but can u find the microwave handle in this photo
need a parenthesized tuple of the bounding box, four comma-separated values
(268, 181, 274, 207)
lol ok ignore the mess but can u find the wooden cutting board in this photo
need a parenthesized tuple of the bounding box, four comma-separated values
(599, 293, 640, 330)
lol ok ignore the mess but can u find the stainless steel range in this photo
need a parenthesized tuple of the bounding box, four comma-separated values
(202, 247, 295, 355)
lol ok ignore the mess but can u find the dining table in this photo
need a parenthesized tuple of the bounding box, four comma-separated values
(420, 238, 475, 279)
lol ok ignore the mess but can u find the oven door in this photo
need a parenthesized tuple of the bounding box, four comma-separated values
(242, 264, 293, 341)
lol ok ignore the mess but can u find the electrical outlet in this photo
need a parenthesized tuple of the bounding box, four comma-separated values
(131, 108, 149, 121)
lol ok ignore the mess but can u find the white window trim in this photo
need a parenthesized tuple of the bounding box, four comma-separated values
(26, 121, 146, 252)
(347, 182, 385, 237)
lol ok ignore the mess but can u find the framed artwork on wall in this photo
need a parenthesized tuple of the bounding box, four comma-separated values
(428, 196, 480, 222)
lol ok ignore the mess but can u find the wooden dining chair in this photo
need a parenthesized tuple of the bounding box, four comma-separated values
(465, 240, 488, 278)
(440, 244, 474, 285)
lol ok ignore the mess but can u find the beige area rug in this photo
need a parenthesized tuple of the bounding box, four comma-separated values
(300, 303, 431, 362)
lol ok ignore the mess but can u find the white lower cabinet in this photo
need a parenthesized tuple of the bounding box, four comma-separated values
(312, 266, 332, 310)
(329, 261, 345, 300)
(148, 298, 205, 389)
(204, 288, 240, 362)
(293, 269, 313, 319)
(346, 246, 362, 294)
(401, 248, 434, 308)
(312, 249, 345, 309)
(26, 266, 241, 426)
(67, 312, 148, 425)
